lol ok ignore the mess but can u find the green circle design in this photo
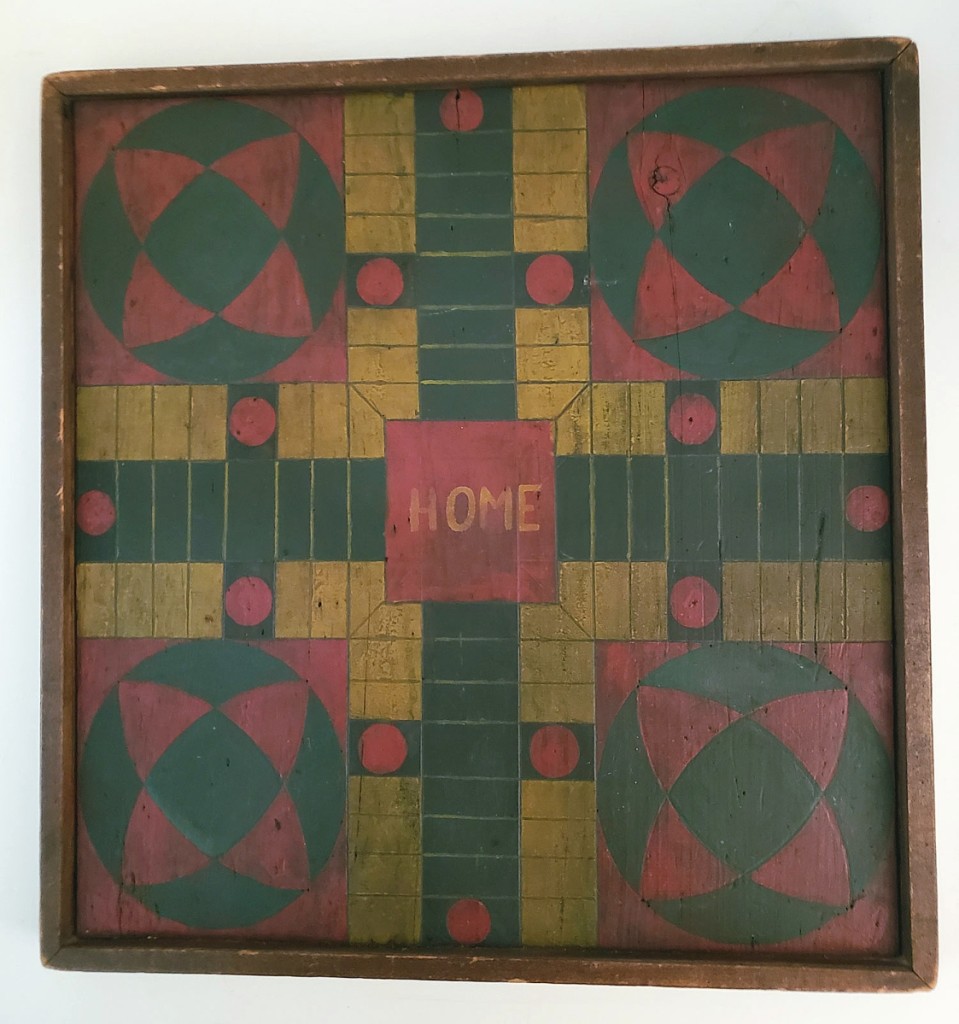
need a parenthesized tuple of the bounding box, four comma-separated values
(590, 87, 881, 378)
(597, 644, 894, 945)
(79, 640, 346, 930)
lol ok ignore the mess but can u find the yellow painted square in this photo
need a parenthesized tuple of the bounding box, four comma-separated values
(556, 387, 592, 455)
(312, 562, 348, 638)
(559, 561, 594, 635)
(116, 387, 153, 460)
(521, 640, 593, 685)
(350, 853, 421, 896)
(514, 218, 587, 252)
(630, 562, 668, 639)
(349, 389, 384, 458)
(348, 307, 418, 347)
(760, 380, 800, 454)
(345, 92, 415, 136)
(76, 562, 116, 637)
(76, 387, 117, 461)
(188, 563, 222, 638)
(517, 383, 584, 422)
(516, 307, 588, 347)
(720, 380, 759, 454)
(152, 563, 188, 637)
(514, 130, 587, 173)
(800, 561, 845, 641)
(275, 562, 312, 637)
(521, 897, 596, 946)
(345, 135, 415, 175)
(516, 345, 589, 383)
(349, 776, 421, 818)
(520, 605, 590, 642)
(152, 386, 190, 460)
(350, 638, 421, 682)
(349, 812, 420, 855)
(522, 780, 595, 820)
(722, 562, 761, 641)
(800, 379, 843, 452)
(520, 683, 594, 723)
(345, 174, 415, 216)
(844, 378, 889, 452)
(591, 383, 630, 455)
(349, 346, 418, 384)
(514, 173, 587, 218)
(594, 561, 631, 639)
(189, 386, 227, 460)
(630, 382, 666, 455)
(513, 85, 587, 130)
(349, 896, 420, 944)
(845, 562, 892, 640)
(115, 563, 153, 637)
(760, 562, 802, 641)
(522, 857, 596, 899)
(346, 214, 415, 253)
(313, 383, 349, 458)
(277, 384, 314, 459)
(353, 383, 419, 420)
(349, 561, 386, 635)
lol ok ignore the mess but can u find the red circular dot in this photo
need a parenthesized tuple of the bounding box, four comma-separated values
(439, 89, 484, 132)
(229, 397, 276, 447)
(529, 725, 580, 779)
(845, 485, 890, 532)
(670, 576, 720, 629)
(359, 723, 408, 774)
(668, 393, 717, 445)
(525, 254, 575, 305)
(356, 257, 405, 306)
(446, 898, 491, 944)
(224, 576, 273, 626)
(76, 490, 116, 536)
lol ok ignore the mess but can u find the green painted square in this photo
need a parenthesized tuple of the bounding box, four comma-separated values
(76, 461, 117, 563)
(419, 382, 516, 421)
(423, 681, 519, 724)
(225, 461, 275, 562)
(348, 458, 386, 560)
(419, 345, 515, 383)
(423, 638, 518, 682)
(190, 461, 226, 562)
(424, 602, 518, 640)
(154, 461, 190, 562)
(417, 215, 514, 255)
(421, 722, 519, 779)
(422, 777, 519, 818)
(312, 459, 348, 561)
(116, 461, 154, 562)
(417, 308, 514, 347)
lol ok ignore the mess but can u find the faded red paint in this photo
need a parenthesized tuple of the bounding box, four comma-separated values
(667, 393, 718, 445)
(356, 257, 405, 306)
(525, 254, 575, 305)
(211, 133, 301, 229)
(640, 801, 736, 901)
(221, 681, 309, 777)
(221, 242, 313, 337)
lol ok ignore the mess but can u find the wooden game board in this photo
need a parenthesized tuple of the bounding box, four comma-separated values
(40, 37, 936, 989)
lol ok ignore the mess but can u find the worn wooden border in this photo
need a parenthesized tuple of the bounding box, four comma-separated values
(40, 36, 936, 990)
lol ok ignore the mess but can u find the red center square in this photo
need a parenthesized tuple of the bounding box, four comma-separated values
(385, 420, 557, 603)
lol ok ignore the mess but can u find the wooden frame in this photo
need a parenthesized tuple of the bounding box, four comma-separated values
(40, 36, 936, 990)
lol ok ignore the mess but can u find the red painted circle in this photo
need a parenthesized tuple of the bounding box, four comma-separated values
(529, 725, 580, 779)
(229, 396, 276, 447)
(670, 576, 720, 629)
(446, 898, 492, 944)
(525, 254, 575, 305)
(845, 485, 890, 532)
(359, 723, 408, 774)
(439, 89, 484, 132)
(356, 257, 405, 306)
(76, 489, 116, 536)
(668, 393, 717, 445)
(224, 576, 273, 626)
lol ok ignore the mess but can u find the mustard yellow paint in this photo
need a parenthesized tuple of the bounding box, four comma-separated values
(719, 380, 759, 454)
(555, 388, 592, 455)
(345, 92, 415, 136)
(350, 638, 421, 682)
(760, 562, 802, 641)
(348, 809, 421, 855)
(152, 563, 188, 637)
(353, 383, 419, 420)
(800, 561, 845, 642)
(346, 214, 415, 253)
(348, 307, 418, 347)
(522, 856, 596, 899)
(514, 218, 588, 252)
(344, 136, 415, 175)
(115, 563, 153, 637)
(349, 776, 421, 819)
(520, 605, 590, 642)
(274, 562, 313, 638)
(310, 383, 349, 458)
(349, 560, 386, 635)
(521, 897, 596, 946)
(513, 85, 587, 130)
(759, 380, 801, 454)
(349, 896, 420, 944)
(559, 561, 595, 635)
(630, 562, 668, 639)
(76, 387, 117, 461)
(514, 174, 587, 219)
(350, 680, 421, 719)
(521, 640, 593, 685)
(151, 386, 190, 460)
(630, 382, 666, 455)
(345, 174, 416, 216)
(348, 388, 384, 458)
(514, 130, 587, 173)
(188, 386, 227, 461)
(800, 379, 843, 453)
(522, 780, 595, 820)
(350, 853, 421, 896)
(311, 561, 348, 638)
(517, 383, 584, 423)
(116, 387, 153, 460)
(516, 345, 589, 383)
(591, 383, 630, 455)
(845, 562, 892, 640)
(516, 307, 588, 347)
(844, 378, 889, 452)
(76, 563, 116, 637)
(276, 384, 313, 459)
(722, 562, 761, 641)
(187, 563, 222, 638)
(594, 561, 631, 639)
(361, 602, 422, 639)
(520, 683, 594, 723)
(522, 816, 595, 859)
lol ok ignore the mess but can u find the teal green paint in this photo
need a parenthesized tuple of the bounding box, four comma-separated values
(651, 877, 840, 945)
(226, 461, 275, 562)
(556, 455, 592, 561)
(423, 681, 519, 723)
(419, 345, 515, 383)
(132, 861, 299, 929)
(153, 461, 189, 562)
(416, 255, 515, 306)
(668, 455, 720, 561)
(119, 99, 290, 165)
(416, 174, 513, 216)
(422, 722, 519, 779)
(76, 461, 117, 563)
(423, 816, 518, 857)
(222, 561, 274, 642)
(146, 710, 281, 857)
(420, 382, 516, 421)
(348, 458, 386, 560)
(719, 455, 759, 561)
(81, 160, 141, 338)
(417, 214, 515, 254)
(424, 601, 518, 639)
(79, 689, 144, 880)
(416, 129, 513, 175)
(418, 308, 514, 346)
(666, 158, 805, 306)
(132, 318, 303, 384)
(811, 132, 881, 325)
(422, 854, 519, 899)
(287, 692, 346, 876)
(669, 717, 821, 872)
(312, 459, 349, 560)
(825, 697, 895, 897)
(124, 640, 298, 704)
(593, 456, 630, 561)
(423, 778, 519, 818)
(589, 143, 654, 330)
(115, 461, 154, 562)
(189, 461, 226, 562)
(284, 141, 344, 325)
(630, 456, 667, 560)
(843, 453, 893, 561)
(638, 87, 827, 151)
(798, 454, 844, 561)
(759, 455, 801, 561)
(276, 459, 312, 560)
(597, 690, 664, 888)
(145, 172, 278, 313)
(424, 638, 518, 682)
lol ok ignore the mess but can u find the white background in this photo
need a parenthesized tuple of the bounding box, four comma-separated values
(1, 1, 956, 1021)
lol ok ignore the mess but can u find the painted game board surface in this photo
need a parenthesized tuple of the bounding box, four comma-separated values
(73, 74, 897, 955)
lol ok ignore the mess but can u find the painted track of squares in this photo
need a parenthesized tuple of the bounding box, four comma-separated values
(74, 77, 898, 955)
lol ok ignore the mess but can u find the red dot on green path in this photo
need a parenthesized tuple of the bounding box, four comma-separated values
(229, 396, 276, 447)
(356, 257, 404, 306)
(446, 898, 491, 944)
(529, 725, 580, 779)
(845, 485, 890, 532)
(76, 490, 116, 536)
(224, 576, 273, 626)
(526, 254, 575, 305)
(359, 723, 407, 774)
(670, 576, 720, 629)
(439, 89, 484, 132)
(668, 393, 717, 445)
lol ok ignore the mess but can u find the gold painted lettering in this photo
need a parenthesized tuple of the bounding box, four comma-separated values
(518, 483, 542, 532)
(409, 487, 437, 531)
(446, 486, 476, 532)
(480, 486, 513, 530)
